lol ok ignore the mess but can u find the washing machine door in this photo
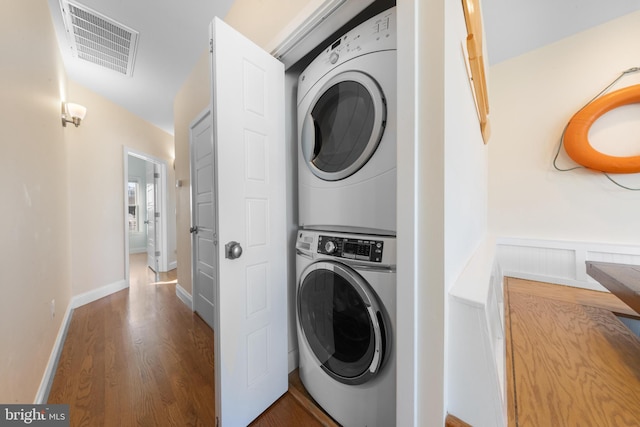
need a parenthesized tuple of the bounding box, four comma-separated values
(298, 260, 389, 385)
(301, 71, 386, 181)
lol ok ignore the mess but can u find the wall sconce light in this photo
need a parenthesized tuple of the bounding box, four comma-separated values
(61, 102, 87, 127)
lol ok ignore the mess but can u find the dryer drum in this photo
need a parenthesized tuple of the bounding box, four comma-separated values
(301, 71, 387, 182)
(298, 261, 388, 385)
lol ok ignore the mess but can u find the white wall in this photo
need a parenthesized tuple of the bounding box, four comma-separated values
(443, 0, 492, 423)
(396, 0, 448, 424)
(489, 11, 640, 244)
(444, 3, 489, 290)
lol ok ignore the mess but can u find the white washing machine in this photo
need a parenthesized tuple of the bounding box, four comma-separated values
(297, 8, 397, 235)
(296, 229, 396, 427)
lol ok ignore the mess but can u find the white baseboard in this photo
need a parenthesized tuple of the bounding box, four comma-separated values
(129, 248, 146, 254)
(34, 303, 74, 404)
(35, 279, 129, 403)
(175, 283, 193, 310)
(496, 237, 640, 291)
(71, 279, 129, 309)
(168, 260, 177, 271)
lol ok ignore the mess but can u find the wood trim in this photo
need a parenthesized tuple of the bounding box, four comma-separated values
(445, 414, 472, 427)
(288, 370, 339, 427)
(461, 0, 490, 143)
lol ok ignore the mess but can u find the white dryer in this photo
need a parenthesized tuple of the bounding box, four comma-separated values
(296, 229, 396, 427)
(297, 8, 396, 235)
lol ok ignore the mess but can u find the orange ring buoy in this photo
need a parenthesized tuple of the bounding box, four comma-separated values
(564, 84, 640, 173)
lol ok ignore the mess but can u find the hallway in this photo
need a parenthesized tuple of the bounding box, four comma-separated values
(49, 255, 215, 425)
(48, 254, 329, 426)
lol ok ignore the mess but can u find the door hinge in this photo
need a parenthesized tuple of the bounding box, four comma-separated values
(216, 417, 219, 427)
(155, 212, 160, 218)
(154, 172, 160, 179)
(155, 251, 161, 257)
(210, 38, 214, 54)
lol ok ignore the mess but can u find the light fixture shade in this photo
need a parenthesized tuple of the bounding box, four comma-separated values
(66, 103, 87, 120)
(61, 101, 87, 127)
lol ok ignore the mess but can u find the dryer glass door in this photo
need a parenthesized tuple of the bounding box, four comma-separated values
(301, 71, 386, 181)
(298, 261, 388, 385)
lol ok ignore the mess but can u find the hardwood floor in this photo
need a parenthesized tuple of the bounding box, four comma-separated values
(48, 254, 327, 426)
(506, 277, 640, 427)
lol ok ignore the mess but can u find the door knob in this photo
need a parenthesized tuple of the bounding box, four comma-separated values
(190, 226, 199, 234)
(225, 241, 243, 260)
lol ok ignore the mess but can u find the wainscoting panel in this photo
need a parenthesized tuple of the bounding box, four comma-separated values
(497, 238, 640, 291)
(449, 237, 507, 427)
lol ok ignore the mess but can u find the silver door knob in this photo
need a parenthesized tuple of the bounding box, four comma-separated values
(225, 241, 243, 260)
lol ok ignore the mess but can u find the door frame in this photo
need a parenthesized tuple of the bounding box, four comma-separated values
(123, 147, 170, 283)
(189, 107, 214, 313)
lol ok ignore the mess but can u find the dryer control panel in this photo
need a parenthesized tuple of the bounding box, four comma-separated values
(317, 235, 384, 263)
(297, 7, 396, 104)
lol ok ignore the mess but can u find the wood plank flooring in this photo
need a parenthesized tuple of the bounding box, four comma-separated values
(48, 254, 327, 426)
(506, 277, 640, 427)
(53, 258, 640, 426)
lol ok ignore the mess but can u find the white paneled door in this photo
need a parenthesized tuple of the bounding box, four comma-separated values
(209, 17, 287, 426)
(191, 109, 217, 330)
(145, 161, 159, 272)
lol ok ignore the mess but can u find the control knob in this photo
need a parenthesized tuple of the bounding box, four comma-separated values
(329, 52, 339, 64)
(324, 240, 337, 254)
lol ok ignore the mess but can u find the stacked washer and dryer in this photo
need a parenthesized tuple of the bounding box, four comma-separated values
(295, 7, 397, 427)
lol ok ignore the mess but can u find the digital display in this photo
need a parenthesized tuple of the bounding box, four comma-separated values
(317, 236, 383, 262)
(331, 39, 341, 50)
(344, 242, 371, 257)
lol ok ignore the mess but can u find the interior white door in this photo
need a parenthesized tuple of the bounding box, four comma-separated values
(191, 109, 217, 329)
(210, 17, 287, 426)
(145, 161, 158, 272)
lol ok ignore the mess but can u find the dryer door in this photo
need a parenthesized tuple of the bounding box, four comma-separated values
(298, 261, 389, 385)
(301, 71, 386, 181)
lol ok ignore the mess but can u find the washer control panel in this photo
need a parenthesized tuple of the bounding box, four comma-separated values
(317, 235, 384, 263)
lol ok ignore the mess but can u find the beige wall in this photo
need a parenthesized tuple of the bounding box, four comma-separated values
(173, 0, 314, 296)
(0, 1, 71, 403)
(66, 81, 175, 296)
(224, 0, 312, 48)
(489, 11, 640, 244)
(174, 50, 211, 295)
(0, 1, 176, 403)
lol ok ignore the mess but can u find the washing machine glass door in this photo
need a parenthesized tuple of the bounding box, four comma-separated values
(298, 261, 388, 385)
(301, 71, 386, 181)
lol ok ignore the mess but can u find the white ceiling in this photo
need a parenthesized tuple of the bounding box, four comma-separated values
(482, 0, 640, 65)
(48, 0, 234, 135)
(47, 0, 640, 135)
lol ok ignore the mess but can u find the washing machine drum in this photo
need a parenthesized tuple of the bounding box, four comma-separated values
(301, 71, 387, 181)
(298, 261, 390, 385)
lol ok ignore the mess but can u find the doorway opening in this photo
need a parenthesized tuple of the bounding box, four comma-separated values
(123, 147, 170, 285)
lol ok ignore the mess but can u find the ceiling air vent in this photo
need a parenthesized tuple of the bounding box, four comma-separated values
(60, 0, 139, 77)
